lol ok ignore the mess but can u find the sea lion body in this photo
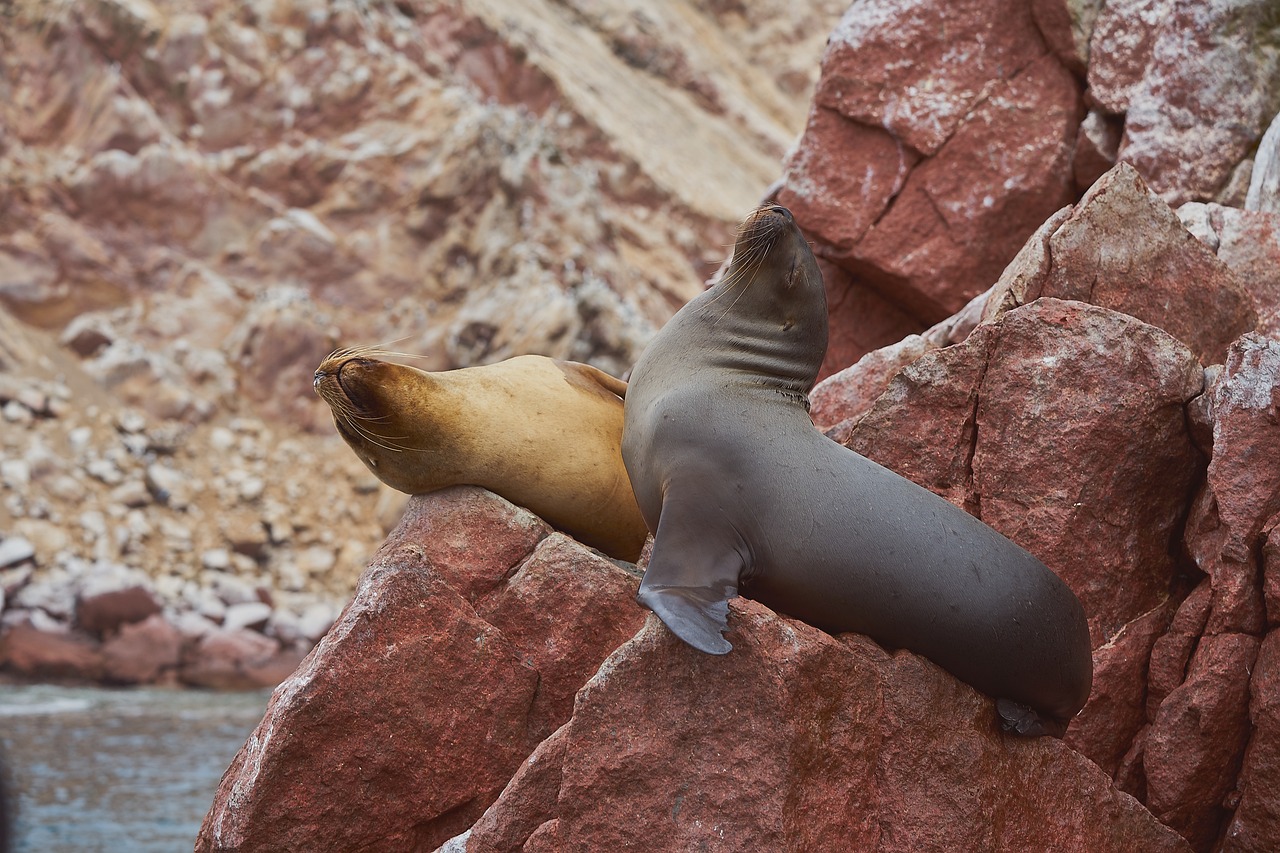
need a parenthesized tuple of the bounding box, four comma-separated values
(622, 205, 1092, 730)
(315, 353, 648, 562)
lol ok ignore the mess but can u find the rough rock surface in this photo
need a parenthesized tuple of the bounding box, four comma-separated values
(776, 0, 1280, 372)
(196, 487, 647, 853)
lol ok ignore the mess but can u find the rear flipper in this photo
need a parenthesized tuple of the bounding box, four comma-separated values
(637, 498, 745, 654)
(996, 698, 1068, 738)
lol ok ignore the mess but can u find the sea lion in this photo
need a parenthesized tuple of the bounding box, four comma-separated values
(621, 204, 1093, 734)
(314, 350, 648, 562)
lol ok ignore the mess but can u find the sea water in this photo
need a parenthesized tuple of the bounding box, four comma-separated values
(0, 683, 270, 853)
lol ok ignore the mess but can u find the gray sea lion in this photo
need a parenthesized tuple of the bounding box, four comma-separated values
(621, 204, 1092, 734)
(314, 350, 649, 562)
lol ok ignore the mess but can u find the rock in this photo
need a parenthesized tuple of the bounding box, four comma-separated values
(222, 601, 272, 633)
(1247, 109, 1280, 214)
(101, 612, 182, 684)
(196, 488, 645, 852)
(1222, 629, 1280, 851)
(780, 0, 1079, 323)
(0, 619, 104, 681)
(295, 602, 336, 642)
(1146, 633, 1260, 850)
(1116, 0, 1280, 206)
(468, 601, 1191, 853)
(809, 334, 932, 437)
(846, 298, 1202, 645)
(1176, 203, 1280, 339)
(986, 163, 1255, 365)
(75, 584, 161, 637)
(180, 627, 284, 690)
(0, 536, 35, 568)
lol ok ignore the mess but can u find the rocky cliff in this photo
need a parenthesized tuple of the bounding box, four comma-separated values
(0, 0, 844, 683)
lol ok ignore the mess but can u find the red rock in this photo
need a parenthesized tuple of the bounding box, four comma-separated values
(75, 584, 162, 637)
(778, 107, 916, 255)
(1178, 204, 1280, 322)
(180, 628, 282, 691)
(1145, 632, 1260, 850)
(851, 52, 1079, 320)
(197, 489, 644, 853)
(1086, 0, 1167, 113)
(467, 724, 570, 853)
(469, 601, 1192, 852)
(809, 333, 931, 435)
(781, 0, 1080, 325)
(377, 486, 550, 604)
(1221, 629, 1280, 852)
(845, 324, 995, 508)
(816, 257, 924, 380)
(814, 0, 1052, 157)
(0, 620, 103, 681)
(1266, 523, 1280, 626)
(1118, 0, 1280, 205)
(1066, 601, 1175, 777)
(848, 299, 1203, 645)
(101, 612, 181, 685)
(196, 562, 538, 853)
(475, 534, 647, 747)
(1199, 336, 1280, 558)
(1147, 581, 1214, 720)
(996, 163, 1256, 364)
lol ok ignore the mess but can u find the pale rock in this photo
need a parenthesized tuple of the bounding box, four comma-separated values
(297, 601, 336, 642)
(172, 610, 220, 641)
(0, 459, 30, 489)
(2, 401, 32, 425)
(297, 546, 336, 577)
(85, 457, 125, 485)
(27, 608, 70, 634)
(110, 479, 152, 508)
(223, 601, 273, 633)
(1248, 109, 1280, 214)
(0, 537, 35, 568)
(201, 548, 232, 571)
(211, 573, 261, 607)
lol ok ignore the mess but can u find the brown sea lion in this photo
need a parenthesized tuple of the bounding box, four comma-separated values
(314, 350, 648, 562)
(620, 204, 1093, 735)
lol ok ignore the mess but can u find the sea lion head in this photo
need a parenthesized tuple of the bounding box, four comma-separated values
(313, 348, 450, 492)
(712, 204, 828, 387)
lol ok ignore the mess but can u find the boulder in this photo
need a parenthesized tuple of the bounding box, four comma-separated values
(196, 488, 647, 853)
(75, 584, 162, 637)
(466, 602, 1191, 853)
(101, 612, 182, 684)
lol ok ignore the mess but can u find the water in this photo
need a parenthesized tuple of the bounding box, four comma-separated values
(0, 683, 270, 853)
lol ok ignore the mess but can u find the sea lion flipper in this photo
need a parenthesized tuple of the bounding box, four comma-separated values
(637, 502, 744, 654)
(637, 583, 735, 654)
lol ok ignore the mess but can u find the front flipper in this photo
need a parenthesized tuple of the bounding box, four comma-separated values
(637, 499, 746, 655)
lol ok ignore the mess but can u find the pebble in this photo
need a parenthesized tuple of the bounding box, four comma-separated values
(2, 400, 33, 425)
(0, 536, 36, 568)
(1, 459, 31, 488)
(223, 600, 272, 632)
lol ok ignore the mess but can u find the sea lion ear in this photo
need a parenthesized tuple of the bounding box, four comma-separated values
(636, 499, 745, 655)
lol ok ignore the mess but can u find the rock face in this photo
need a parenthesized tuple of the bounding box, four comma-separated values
(778, 0, 1280, 374)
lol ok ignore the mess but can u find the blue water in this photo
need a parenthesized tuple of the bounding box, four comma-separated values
(0, 684, 270, 853)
